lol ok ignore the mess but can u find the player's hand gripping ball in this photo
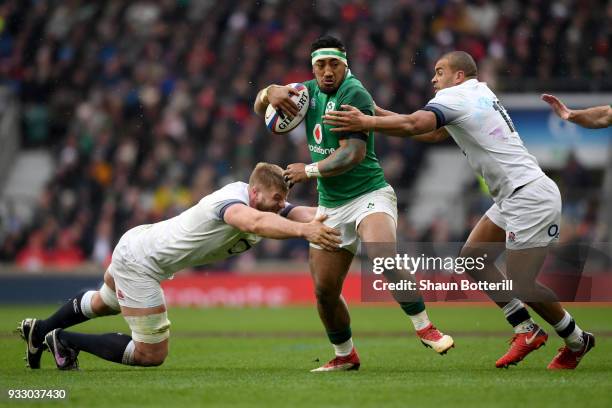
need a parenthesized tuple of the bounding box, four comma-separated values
(265, 83, 310, 134)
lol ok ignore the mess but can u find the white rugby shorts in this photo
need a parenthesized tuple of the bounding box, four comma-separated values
(310, 185, 398, 254)
(486, 175, 561, 250)
(107, 261, 166, 309)
(108, 228, 167, 309)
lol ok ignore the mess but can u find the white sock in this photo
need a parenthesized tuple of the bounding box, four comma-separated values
(122, 340, 136, 365)
(333, 338, 353, 357)
(409, 310, 431, 331)
(565, 327, 585, 352)
(554, 311, 584, 351)
(80, 290, 98, 318)
(514, 318, 535, 334)
(553, 311, 571, 332)
(502, 298, 524, 317)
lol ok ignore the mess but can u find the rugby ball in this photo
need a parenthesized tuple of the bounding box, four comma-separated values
(264, 83, 309, 134)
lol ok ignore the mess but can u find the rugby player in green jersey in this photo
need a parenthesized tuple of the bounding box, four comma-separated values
(254, 36, 454, 371)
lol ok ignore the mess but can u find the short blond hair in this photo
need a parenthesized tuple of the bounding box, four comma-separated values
(249, 162, 289, 194)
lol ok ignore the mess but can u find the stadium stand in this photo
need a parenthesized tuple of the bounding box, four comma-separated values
(0, 0, 609, 269)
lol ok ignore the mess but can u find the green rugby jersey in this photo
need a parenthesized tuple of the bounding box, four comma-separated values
(303, 74, 388, 207)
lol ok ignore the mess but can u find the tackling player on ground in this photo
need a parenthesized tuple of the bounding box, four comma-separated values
(18, 163, 341, 370)
(254, 36, 454, 372)
(323, 51, 595, 370)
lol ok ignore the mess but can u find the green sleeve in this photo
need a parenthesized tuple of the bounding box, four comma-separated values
(339, 87, 374, 116)
(303, 79, 316, 96)
(336, 87, 374, 139)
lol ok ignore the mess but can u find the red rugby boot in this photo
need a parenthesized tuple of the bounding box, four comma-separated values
(547, 332, 595, 370)
(496, 325, 548, 368)
(311, 347, 360, 372)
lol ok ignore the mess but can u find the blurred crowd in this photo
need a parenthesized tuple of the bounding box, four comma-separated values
(0, 0, 609, 270)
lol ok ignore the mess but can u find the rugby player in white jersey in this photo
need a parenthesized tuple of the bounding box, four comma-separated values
(17, 163, 341, 370)
(323, 51, 595, 370)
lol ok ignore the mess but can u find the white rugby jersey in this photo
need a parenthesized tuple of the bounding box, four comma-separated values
(424, 79, 544, 203)
(112, 182, 292, 280)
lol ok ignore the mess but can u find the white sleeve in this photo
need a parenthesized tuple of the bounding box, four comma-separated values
(215, 200, 247, 221)
(210, 183, 250, 221)
(423, 91, 469, 128)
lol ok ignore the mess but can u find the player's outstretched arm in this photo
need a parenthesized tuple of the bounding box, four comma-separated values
(373, 104, 448, 142)
(412, 128, 450, 143)
(323, 105, 438, 137)
(283, 206, 317, 223)
(254, 85, 300, 118)
(541, 94, 612, 129)
(223, 204, 341, 251)
(374, 103, 398, 117)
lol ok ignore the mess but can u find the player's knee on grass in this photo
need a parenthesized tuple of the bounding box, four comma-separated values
(124, 312, 171, 366)
(134, 341, 168, 367)
(124, 312, 171, 343)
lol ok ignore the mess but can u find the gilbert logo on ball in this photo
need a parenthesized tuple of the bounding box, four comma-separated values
(264, 83, 310, 134)
(313, 124, 323, 144)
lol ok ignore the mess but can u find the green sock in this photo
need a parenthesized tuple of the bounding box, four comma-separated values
(326, 327, 352, 344)
(399, 298, 426, 316)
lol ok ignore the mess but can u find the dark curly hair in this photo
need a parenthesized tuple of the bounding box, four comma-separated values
(310, 35, 346, 54)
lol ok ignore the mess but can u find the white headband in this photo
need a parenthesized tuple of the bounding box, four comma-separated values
(311, 48, 348, 67)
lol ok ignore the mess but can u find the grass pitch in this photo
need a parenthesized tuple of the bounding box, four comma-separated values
(1, 304, 611, 408)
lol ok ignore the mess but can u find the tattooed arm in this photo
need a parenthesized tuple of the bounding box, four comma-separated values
(318, 137, 366, 176)
(282, 137, 366, 184)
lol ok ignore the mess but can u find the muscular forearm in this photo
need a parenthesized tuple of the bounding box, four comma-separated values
(411, 128, 450, 143)
(285, 206, 316, 223)
(375, 106, 398, 117)
(568, 105, 612, 129)
(376, 126, 416, 137)
(250, 212, 304, 239)
(366, 114, 420, 137)
(374, 107, 410, 136)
